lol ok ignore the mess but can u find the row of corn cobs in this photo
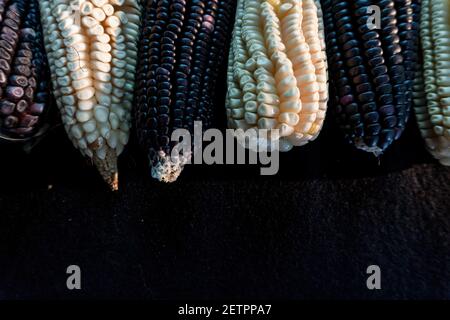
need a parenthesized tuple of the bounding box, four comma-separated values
(0, 0, 448, 189)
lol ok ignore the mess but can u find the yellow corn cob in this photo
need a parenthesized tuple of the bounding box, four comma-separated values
(417, 0, 450, 165)
(226, 0, 328, 152)
(39, 0, 141, 189)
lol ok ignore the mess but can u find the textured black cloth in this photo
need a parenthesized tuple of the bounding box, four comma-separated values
(0, 111, 449, 299)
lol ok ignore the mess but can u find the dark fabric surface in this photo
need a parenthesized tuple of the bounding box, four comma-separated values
(0, 109, 449, 299)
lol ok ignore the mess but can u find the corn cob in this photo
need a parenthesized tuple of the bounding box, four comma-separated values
(0, 0, 51, 140)
(414, 0, 450, 165)
(395, 0, 417, 116)
(39, 0, 142, 190)
(135, 0, 237, 182)
(315, 0, 328, 128)
(321, 0, 414, 154)
(226, 0, 328, 152)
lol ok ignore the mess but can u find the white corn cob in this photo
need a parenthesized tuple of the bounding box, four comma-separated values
(226, 0, 328, 152)
(38, 0, 141, 189)
(313, 0, 328, 140)
(417, 0, 450, 165)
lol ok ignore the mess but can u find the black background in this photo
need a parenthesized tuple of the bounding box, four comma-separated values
(0, 101, 449, 299)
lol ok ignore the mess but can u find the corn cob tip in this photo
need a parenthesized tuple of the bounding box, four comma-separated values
(92, 148, 119, 191)
(150, 151, 191, 183)
(427, 138, 450, 167)
(108, 173, 119, 192)
(355, 139, 384, 157)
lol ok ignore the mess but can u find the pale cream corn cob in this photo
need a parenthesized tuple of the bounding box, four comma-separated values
(312, 0, 327, 140)
(417, 0, 450, 165)
(38, 0, 141, 189)
(226, 0, 328, 152)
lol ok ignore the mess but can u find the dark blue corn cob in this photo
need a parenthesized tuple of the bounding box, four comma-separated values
(321, 0, 414, 154)
(0, 0, 51, 141)
(394, 0, 418, 115)
(410, 0, 423, 111)
(408, 0, 423, 117)
(135, 0, 236, 182)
